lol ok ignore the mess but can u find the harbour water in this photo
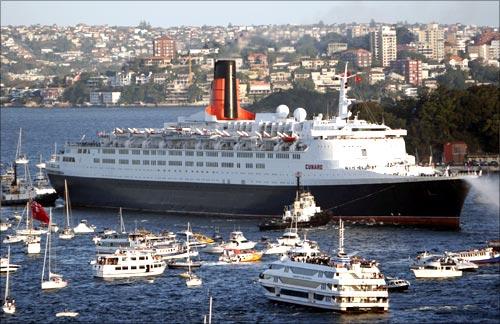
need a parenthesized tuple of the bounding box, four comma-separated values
(1, 107, 499, 323)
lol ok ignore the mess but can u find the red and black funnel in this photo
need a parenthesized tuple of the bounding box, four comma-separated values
(206, 60, 255, 120)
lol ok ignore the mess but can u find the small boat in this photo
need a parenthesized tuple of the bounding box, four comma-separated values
(185, 272, 202, 287)
(219, 249, 263, 263)
(0, 220, 11, 232)
(41, 208, 68, 290)
(445, 247, 500, 264)
(453, 257, 479, 272)
(73, 219, 96, 234)
(59, 180, 75, 240)
(55, 310, 79, 317)
(386, 277, 410, 292)
(221, 231, 257, 250)
(193, 233, 214, 244)
(0, 256, 20, 274)
(201, 243, 225, 254)
(2, 235, 24, 244)
(168, 226, 202, 269)
(25, 235, 41, 254)
(411, 256, 462, 278)
(264, 219, 303, 255)
(2, 246, 16, 314)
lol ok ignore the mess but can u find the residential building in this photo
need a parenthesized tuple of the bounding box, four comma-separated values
(310, 69, 341, 92)
(327, 42, 348, 56)
(447, 55, 469, 70)
(341, 49, 372, 68)
(417, 24, 445, 62)
(369, 67, 386, 84)
(249, 81, 271, 96)
(153, 35, 176, 61)
(391, 59, 423, 86)
(370, 26, 397, 67)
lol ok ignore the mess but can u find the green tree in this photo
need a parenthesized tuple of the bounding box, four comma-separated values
(396, 27, 416, 45)
(295, 35, 318, 57)
(436, 68, 468, 90)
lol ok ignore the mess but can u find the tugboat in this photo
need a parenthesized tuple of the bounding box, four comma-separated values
(259, 172, 331, 231)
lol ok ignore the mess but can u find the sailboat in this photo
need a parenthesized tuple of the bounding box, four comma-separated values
(59, 180, 75, 240)
(42, 208, 68, 290)
(2, 246, 16, 314)
(168, 223, 202, 269)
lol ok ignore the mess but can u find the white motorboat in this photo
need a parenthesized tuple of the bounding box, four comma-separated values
(2, 247, 16, 314)
(386, 277, 411, 292)
(185, 272, 202, 287)
(2, 235, 24, 244)
(92, 249, 166, 279)
(264, 220, 303, 255)
(411, 257, 462, 278)
(259, 219, 389, 312)
(221, 231, 257, 250)
(25, 235, 41, 254)
(0, 257, 20, 273)
(42, 209, 68, 290)
(0, 220, 11, 232)
(201, 243, 225, 254)
(56, 311, 79, 317)
(452, 257, 479, 272)
(59, 180, 75, 240)
(73, 219, 96, 234)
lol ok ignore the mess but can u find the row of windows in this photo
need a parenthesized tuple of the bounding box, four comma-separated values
(62, 156, 75, 162)
(93, 159, 266, 169)
(85, 148, 302, 159)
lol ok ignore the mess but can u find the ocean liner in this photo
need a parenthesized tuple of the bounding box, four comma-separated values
(46, 60, 470, 229)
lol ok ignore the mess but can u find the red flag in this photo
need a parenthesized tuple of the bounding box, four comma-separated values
(30, 201, 49, 224)
(355, 75, 362, 84)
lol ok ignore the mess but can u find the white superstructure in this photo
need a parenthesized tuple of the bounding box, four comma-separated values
(92, 249, 166, 278)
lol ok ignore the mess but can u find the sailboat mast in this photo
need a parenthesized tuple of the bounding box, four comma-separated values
(42, 210, 51, 284)
(4, 246, 11, 303)
(208, 295, 213, 324)
(119, 207, 125, 233)
(64, 180, 70, 228)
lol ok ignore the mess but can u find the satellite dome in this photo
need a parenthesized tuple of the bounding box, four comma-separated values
(275, 105, 289, 118)
(293, 108, 307, 122)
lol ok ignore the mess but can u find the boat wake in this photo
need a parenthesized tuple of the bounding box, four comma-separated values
(466, 176, 500, 209)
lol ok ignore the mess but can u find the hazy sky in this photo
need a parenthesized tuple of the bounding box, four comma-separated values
(1, 1, 499, 27)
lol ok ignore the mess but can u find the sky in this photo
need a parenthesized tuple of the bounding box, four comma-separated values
(1, 1, 499, 27)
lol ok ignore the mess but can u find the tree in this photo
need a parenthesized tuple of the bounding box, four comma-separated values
(295, 35, 318, 57)
(436, 68, 468, 90)
(292, 79, 316, 91)
(396, 27, 416, 45)
(186, 84, 203, 103)
(397, 50, 427, 62)
(468, 59, 500, 84)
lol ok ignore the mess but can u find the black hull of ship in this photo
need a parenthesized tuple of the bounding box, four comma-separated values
(47, 174, 470, 229)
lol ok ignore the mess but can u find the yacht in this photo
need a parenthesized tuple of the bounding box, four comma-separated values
(41, 209, 68, 290)
(258, 219, 389, 312)
(92, 249, 166, 279)
(73, 219, 96, 234)
(411, 256, 462, 278)
(59, 180, 75, 240)
(25, 235, 41, 254)
(221, 231, 257, 250)
(263, 228, 303, 255)
(2, 247, 16, 314)
(0, 220, 11, 232)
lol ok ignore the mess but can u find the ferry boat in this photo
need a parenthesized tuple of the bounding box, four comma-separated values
(45, 60, 470, 229)
(258, 219, 388, 312)
(445, 247, 500, 264)
(92, 249, 166, 279)
(386, 277, 410, 292)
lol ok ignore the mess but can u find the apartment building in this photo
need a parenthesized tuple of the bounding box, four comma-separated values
(370, 26, 397, 67)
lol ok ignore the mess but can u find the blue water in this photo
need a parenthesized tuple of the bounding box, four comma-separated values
(1, 107, 499, 323)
